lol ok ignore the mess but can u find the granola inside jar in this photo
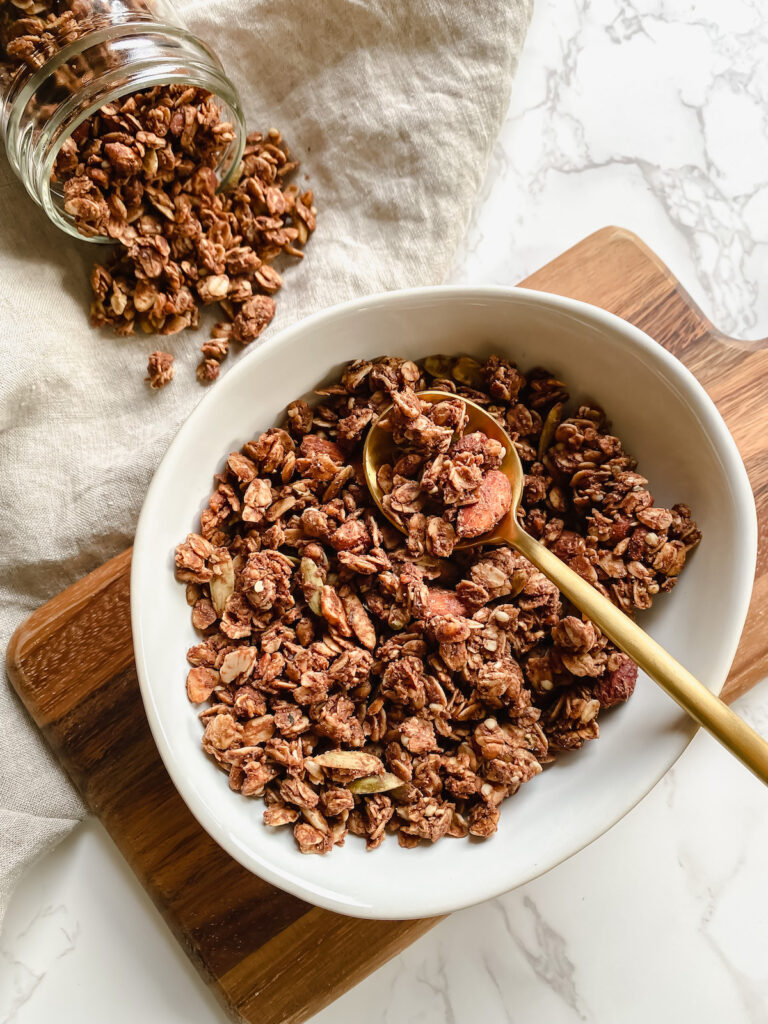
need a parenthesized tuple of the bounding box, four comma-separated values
(0, 0, 244, 240)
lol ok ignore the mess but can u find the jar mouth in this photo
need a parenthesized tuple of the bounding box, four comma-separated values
(11, 23, 245, 243)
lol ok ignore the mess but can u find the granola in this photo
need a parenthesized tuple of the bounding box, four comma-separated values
(0, 4, 315, 387)
(48, 85, 315, 384)
(146, 350, 174, 389)
(175, 354, 701, 853)
(376, 390, 514, 554)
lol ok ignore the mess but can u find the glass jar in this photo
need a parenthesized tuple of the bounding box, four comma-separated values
(0, 0, 245, 241)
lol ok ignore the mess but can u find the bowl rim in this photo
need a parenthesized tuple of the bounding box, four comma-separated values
(131, 285, 758, 919)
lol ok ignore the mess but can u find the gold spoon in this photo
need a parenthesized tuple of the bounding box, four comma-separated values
(363, 389, 768, 784)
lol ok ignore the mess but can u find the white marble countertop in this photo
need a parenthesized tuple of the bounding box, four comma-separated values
(3, 0, 768, 1020)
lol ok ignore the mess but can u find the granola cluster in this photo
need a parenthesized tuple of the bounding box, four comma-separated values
(146, 350, 174, 389)
(174, 354, 701, 854)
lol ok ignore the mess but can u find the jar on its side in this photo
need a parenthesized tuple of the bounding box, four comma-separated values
(0, 0, 245, 241)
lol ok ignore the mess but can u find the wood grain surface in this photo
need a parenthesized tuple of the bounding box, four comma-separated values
(7, 228, 768, 1024)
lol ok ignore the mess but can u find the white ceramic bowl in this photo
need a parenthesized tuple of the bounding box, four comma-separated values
(132, 287, 757, 920)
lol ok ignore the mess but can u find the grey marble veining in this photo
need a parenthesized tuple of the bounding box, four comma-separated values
(450, 0, 768, 343)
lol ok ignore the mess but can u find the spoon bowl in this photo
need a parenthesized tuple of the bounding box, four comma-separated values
(364, 389, 524, 548)
(364, 388, 768, 785)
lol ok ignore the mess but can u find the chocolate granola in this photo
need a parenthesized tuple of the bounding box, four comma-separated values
(1, 5, 315, 386)
(174, 354, 701, 853)
(376, 389, 515, 556)
(51, 86, 315, 383)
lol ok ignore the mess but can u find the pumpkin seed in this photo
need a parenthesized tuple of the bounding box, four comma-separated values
(537, 401, 563, 461)
(452, 356, 484, 388)
(348, 772, 404, 795)
(423, 355, 455, 378)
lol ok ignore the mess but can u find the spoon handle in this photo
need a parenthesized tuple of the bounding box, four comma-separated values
(513, 529, 768, 785)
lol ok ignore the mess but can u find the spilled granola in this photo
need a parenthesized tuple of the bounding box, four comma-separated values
(146, 350, 174, 389)
(1, 4, 315, 386)
(175, 354, 701, 853)
(50, 85, 315, 384)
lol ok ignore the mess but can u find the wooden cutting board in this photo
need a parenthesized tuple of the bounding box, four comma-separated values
(7, 228, 768, 1024)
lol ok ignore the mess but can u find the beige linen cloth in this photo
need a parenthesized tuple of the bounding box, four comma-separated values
(0, 0, 532, 926)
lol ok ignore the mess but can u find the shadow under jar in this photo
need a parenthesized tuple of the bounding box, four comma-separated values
(0, 0, 245, 241)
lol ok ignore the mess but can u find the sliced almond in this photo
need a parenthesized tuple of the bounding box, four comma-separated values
(219, 646, 258, 684)
(319, 585, 352, 636)
(300, 556, 324, 615)
(301, 806, 331, 834)
(311, 750, 384, 775)
(339, 587, 376, 649)
(209, 549, 235, 616)
(186, 666, 219, 704)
